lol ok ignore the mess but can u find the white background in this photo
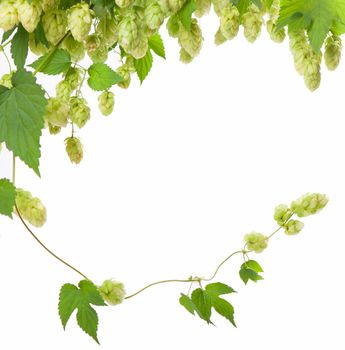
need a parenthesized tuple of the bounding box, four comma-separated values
(1, 13, 345, 350)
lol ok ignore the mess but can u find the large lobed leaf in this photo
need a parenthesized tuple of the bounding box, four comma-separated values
(179, 282, 236, 326)
(58, 280, 106, 344)
(277, 0, 345, 51)
(0, 70, 47, 175)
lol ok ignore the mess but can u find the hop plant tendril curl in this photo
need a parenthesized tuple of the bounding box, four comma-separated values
(0, 0, 339, 345)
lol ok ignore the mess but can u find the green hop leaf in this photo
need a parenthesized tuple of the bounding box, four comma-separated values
(177, 0, 197, 30)
(33, 20, 49, 48)
(191, 288, 212, 323)
(231, 0, 262, 16)
(179, 293, 196, 315)
(0, 178, 16, 218)
(180, 283, 236, 326)
(0, 70, 47, 175)
(277, 0, 345, 52)
(205, 282, 236, 296)
(1, 27, 16, 44)
(210, 295, 236, 327)
(239, 260, 264, 284)
(87, 63, 123, 91)
(58, 280, 106, 344)
(11, 24, 29, 69)
(29, 49, 72, 75)
(148, 33, 166, 59)
(134, 49, 153, 84)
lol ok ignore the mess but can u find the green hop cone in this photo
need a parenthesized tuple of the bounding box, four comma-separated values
(29, 34, 49, 56)
(242, 4, 263, 43)
(41, 0, 59, 12)
(274, 204, 293, 226)
(99, 280, 126, 306)
(131, 33, 149, 59)
(69, 97, 91, 128)
(45, 97, 69, 128)
(0, 72, 13, 89)
(267, 20, 285, 43)
(17, 0, 42, 33)
(115, 0, 134, 8)
(178, 19, 203, 59)
(96, 16, 118, 47)
(304, 71, 321, 92)
(67, 2, 93, 43)
(56, 80, 72, 101)
(244, 232, 268, 253)
(61, 35, 85, 62)
(324, 35, 342, 71)
(167, 0, 186, 13)
(42, 9, 67, 45)
(166, 15, 180, 38)
(65, 137, 83, 164)
(284, 220, 304, 236)
(195, 0, 211, 18)
(116, 65, 132, 89)
(0, 0, 19, 31)
(214, 28, 227, 46)
(15, 189, 47, 228)
(117, 14, 139, 55)
(179, 47, 193, 63)
(291, 193, 328, 218)
(48, 122, 61, 135)
(212, 0, 229, 17)
(98, 91, 115, 116)
(64, 67, 82, 91)
(145, 2, 164, 30)
(219, 5, 240, 40)
(289, 31, 310, 75)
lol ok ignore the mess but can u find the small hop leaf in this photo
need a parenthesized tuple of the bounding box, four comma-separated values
(239, 260, 264, 284)
(0, 178, 16, 218)
(87, 63, 123, 91)
(58, 280, 106, 344)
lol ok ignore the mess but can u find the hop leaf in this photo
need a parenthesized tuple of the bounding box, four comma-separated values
(0, 178, 16, 218)
(87, 63, 123, 91)
(58, 280, 106, 344)
(0, 70, 47, 175)
(239, 260, 264, 284)
(180, 283, 236, 325)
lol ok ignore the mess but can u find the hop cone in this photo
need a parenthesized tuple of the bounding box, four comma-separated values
(115, 0, 134, 8)
(178, 19, 203, 59)
(98, 91, 115, 116)
(266, 20, 285, 43)
(45, 97, 69, 128)
(42, 10, 67, 45)
(0, 72, 13, 89)
(145, 2, 165, 30)
(244, 232, 268, 253)
(291, 193, 328, 217)
(242, 4, 263, 43)
(64, 67, 82, 90)
(61, 35, 86, 62)
(324, 35, 342, 71)
(67, 2, 93, 42)
(195, 0, 211, 18)
(29, 34, 49, 56)
(116, 65, 132, 89)
(17, 0, 42, 33)
(65, 137, 83, 164)
(220, 5, 240, 40)
(99, 280, 126, 306)
(284, 220, 304, 235)
(16, 189, 47, 228)
(214, 28, 227, 46)
(69, 97, 91, 128)
(0, 0, 19, 31)
(96, 16, 118, 47)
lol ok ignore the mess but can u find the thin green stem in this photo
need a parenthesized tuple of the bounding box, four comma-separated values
(125, 278, 198, 300)
(0, 48, 12, 72)
(203, 250, 243, 282)
(1, 40, 12, 48)
(15, 204, 90, 281)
